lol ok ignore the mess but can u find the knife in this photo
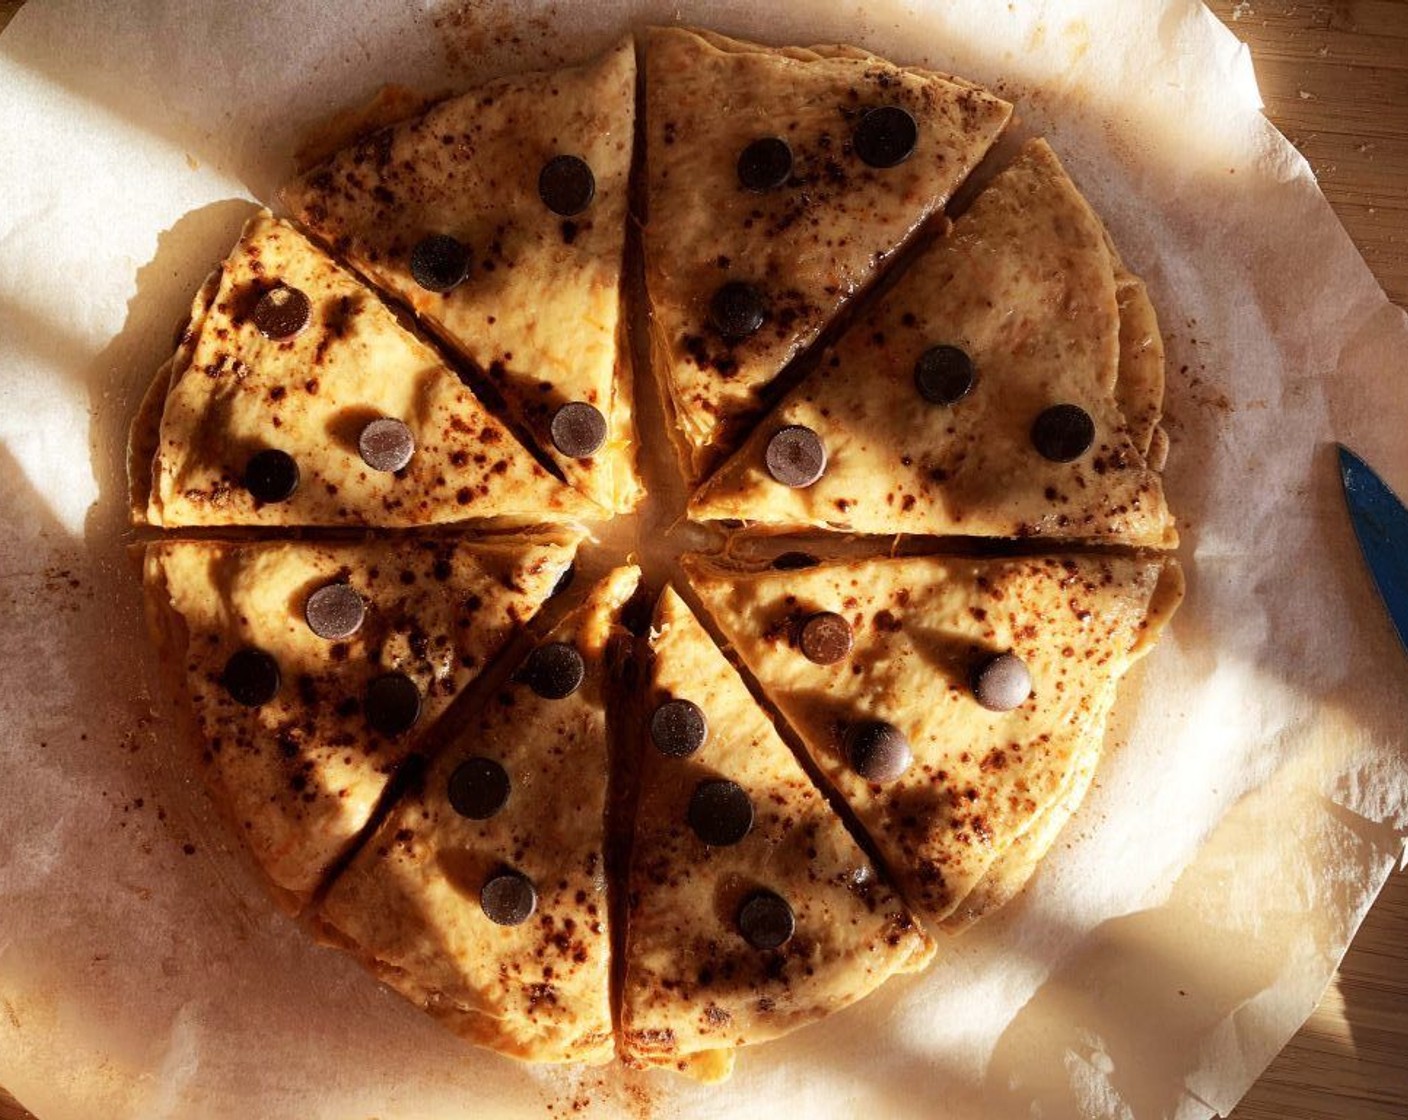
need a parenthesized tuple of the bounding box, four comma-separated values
(1338, 444, 1408, 655)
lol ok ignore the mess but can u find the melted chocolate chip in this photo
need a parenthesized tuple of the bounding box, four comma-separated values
(538, 154, 596, 216)
(798, 611, 853, 665)
(549, 401, 607, 458)
(914, 345, 976, 405)
(520, 641, 585, 700)
(447, 756, 511, 820)
(737, 889, 795, 950)
(251, 285, 311, 340)
(409, 234, 471, 293)
(243, 448, 299, 504)
(971, 652, 1033, 712)
(845, 720, 912, 783)
(709, 281, 766, 342)
(650, 699, 708, 758)
(765, 426, 827, 488)
(1031, 404, 1095, 462)
(304, 582, 365, 640)
(221, 648, 280, 708)
(737, 136, 793, 192)
(687, 779, 754, 847)
(364, 672, 422, 736)
(853, 105, 918, 168)
(481, 869, 537, 926)
(358, 417, 416, 473)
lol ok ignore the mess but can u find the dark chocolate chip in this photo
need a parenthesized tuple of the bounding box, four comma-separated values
(520, 641, 585, 700)
(687, 779, 754, 847)
(364, 672, 422, 736)
(251, 285, 311, 340)
(304, 582, 365, 640)
(853, 105, 918, 168)
(447, 756, 511, 820)
(737, 889, 795, 950)
(709, 281, 766, 342)
(650, 699, 708, 758)
(737, 136, 793, 192)
(1031, 404, 1096, 462)
(772, 551, 819, 570)
(409, 233, 471, 293)
(549, 401, 607, 458)
(845, 720, 912, 783)
(243, 448, 299, 504)
(220, 648, 280, 708)
(481, 869, 537, 926)
(798, 611, 853, 665)
(971, 652, 1033, 712)
(914, 345, 976, 405)
(538, 154, 596, 216)
(358, 417, 416, 473)
(765, 425, 827, 488)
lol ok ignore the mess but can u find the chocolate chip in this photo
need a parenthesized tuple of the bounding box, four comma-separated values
(650, 699, 708, 758)
(772, 551, 819, 570)
(737, 136, 793, 191)
(1031, 404, 1095, 462)
(251, 285, 311, 340)
(549, 401, 607, 458)
(798, 611, 853, 665)
(538, 154, 596, 216)
(709, 281, 766, 341)
(220, 648, 280, 707)
(520, 641, 584, 700)
(364, 672, 422, 736)
(243, 448, 299, 503)
(853, 105, 918, 168)
(845, 720, 912, 783)
(481, 869, 537, 926)
(358, 417, 415, 473)
(914, 345, 976, 405)
(304, 582, 365, 640)
(737, 889, 795, 950)
(687, 779, 753, 847)
(409, 234, 471, 293)
(971, 652, 1033, 712)
(765, 426, 827, 488)
(447, 756, 511, 820)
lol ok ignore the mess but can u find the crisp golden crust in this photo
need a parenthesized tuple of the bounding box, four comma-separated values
(684, 551, 1180, 929)
(282, 40, 643, 513)
(317, 567, 639, 1065)
(143, 534, 579, 903)
(620, 588, 931, 1077)
(689, 139, 1176, 548)
(143, 211, 593, 527)
(644, 26, 1012, 481)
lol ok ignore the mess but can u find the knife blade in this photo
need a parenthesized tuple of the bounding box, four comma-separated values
(1338, 444, 1408, 655)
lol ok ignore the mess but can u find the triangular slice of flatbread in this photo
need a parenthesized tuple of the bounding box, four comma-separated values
(134, 211, 594, 528)
(143, 532, 580, 908)
(684, 551, 1182, 929)
(689, 139, 1177, 548)
(282, 40, 643, 513)
(644, 26, 1012, 481)
(620, 587, 932, 1081)
(316, 566, 640, 1065)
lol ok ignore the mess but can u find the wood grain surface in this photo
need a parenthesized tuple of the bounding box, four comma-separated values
(0, 1, 1404, 1117)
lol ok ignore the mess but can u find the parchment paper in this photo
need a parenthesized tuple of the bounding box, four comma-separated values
(2, 2, 1406, 1118)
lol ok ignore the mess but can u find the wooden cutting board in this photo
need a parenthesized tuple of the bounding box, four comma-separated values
(0, 1, 1403, 1117)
